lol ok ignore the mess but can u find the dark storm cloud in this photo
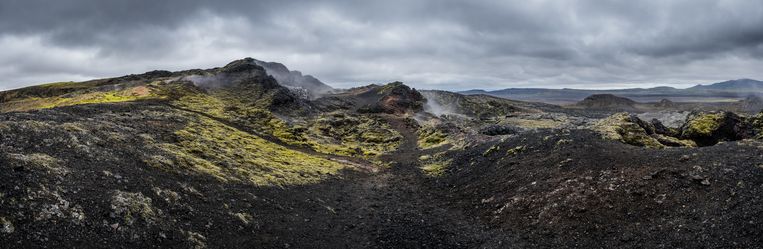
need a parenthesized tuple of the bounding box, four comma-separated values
(1, 0, 763, 90)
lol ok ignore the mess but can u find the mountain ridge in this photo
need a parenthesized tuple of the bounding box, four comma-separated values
(459, 79, 763, 104)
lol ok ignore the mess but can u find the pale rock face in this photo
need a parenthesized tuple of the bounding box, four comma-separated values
(251, 58, 334, 99)
(637, 111, 690, 129)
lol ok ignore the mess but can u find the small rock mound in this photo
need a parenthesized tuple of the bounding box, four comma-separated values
(655, 99, 675, 108)
(356, 82, 425, 114)
(220, 58, 267, 75)
(576, 94, 637, 110)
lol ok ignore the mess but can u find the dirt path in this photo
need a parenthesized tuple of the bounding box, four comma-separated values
(351, 116, 513, 248)
(243, 115, 514, 248)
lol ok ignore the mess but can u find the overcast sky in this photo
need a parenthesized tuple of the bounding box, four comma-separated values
(1, 0, 762, 91)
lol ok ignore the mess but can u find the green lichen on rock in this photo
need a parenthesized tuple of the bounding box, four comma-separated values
(506, 146, 526, 156)
(183, 230, 208, 249)
(231, 212, 254, 225)
(152, 187, 181, 204)
(593, 113, 664, 148)
(0, 217, 14, 234)
(592, 112, 699, 148)
(617, 122, 665, 148)
(421, 161, 450, 177)
(1, 85, 160, 112)
(4, 153, 68, 175)
(483, 145, 501, 156)
(154, 115, 345, 186)
(555, 139, 572, 147)
(170, 89, 400, 158)
(419, 152, 452, 177)
(303, 112, 402, 157)
(592, 113, 633, 141)
(110, 191, 158, 226)
(378, 82, 406, 94)
(682, 113, 723, 138)
(417, 126, 448, 149)
(171, 90, 230, 118)
(679, 111, 753, 146)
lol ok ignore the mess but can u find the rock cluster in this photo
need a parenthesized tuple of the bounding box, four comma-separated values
(595, 111, 761, 147)
(358, 82, 425, 114)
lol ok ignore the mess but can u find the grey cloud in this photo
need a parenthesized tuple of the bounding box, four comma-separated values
(1, 0, 763, 90)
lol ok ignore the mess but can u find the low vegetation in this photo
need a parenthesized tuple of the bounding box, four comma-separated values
(304, 112, 403, 157)
(1, 85, 160, 112)
(417, 125, 448, 149)
(418, 153, 452, 177)
(151, 115, 346, 186)
(110, 190, 158, 226)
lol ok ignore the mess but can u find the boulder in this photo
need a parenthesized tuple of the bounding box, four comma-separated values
(680, 112, 754, 146)
(593, 112, 697, 148)
(592, 113, 664, 148)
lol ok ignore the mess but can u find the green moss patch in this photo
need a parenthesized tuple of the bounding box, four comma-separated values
(1, 85, 160, 112)
(592, 112, 696, 148)
(682, 113, 723, 138)
(303, 112, 402, 157)
(154, 116, 346, 186)
(110, 191, 158, 226)
(418, 130, 448, 149)
(4, 153, 68, 175)
(419, 152, 452, 177)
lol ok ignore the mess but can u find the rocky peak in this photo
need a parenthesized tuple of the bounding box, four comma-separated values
(356, 82, 425, 114)
(250, 59, 334, 99)
(220, 57, 266, 75)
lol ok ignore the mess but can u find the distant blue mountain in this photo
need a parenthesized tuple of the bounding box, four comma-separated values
(688, 79, 763, 91)
(458, 89, 489, 95)
(458, 79, 763, 104)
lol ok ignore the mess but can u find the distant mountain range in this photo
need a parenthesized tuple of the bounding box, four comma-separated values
(460, 79, 763, 104)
